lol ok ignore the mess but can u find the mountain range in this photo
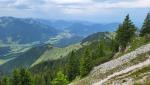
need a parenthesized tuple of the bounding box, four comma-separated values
(0, 17, 119, 47)
(0, 16, 119, 78)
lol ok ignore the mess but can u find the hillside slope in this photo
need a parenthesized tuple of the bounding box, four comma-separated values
(0, 44, 50, 73)
(71, 43, 150, 85)
(81, 32, 114, 44)
(0, 17, 59, 44)
(0, 43, 82, 74)
(31, 43, 82, 67)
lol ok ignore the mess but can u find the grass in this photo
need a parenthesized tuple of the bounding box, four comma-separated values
(0, 59, 5, 65)
(132, 66, 150, 85)
(129, 37, 150, 52)
(114, 37, 150, 59)
(0, 57, 16, 65)
(31, 43, 82, 67)
(0, 45, 31, 65)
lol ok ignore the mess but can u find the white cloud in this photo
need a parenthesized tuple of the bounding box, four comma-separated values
(44, 0, 150, 15)
(0, 0, 150, 10)
(51, 0, 92, 4)
(93, 0, 150, 8)
(0, 0, 149, 20)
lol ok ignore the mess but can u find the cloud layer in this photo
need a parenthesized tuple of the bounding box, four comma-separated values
(0, 0, 149, 23)
(1, 0, 149, 8)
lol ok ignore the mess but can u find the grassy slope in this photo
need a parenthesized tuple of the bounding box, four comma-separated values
(31, 43, 82, 67)
(0, 44, 32, 66)
(0, 44, 49, 73)
(81, 32, 114, 44)
(0, 59, 6, 65)
(0, 42, 82, 74)
(0, 57, 16, 65)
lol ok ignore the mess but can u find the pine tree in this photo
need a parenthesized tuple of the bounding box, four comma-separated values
(140, 12, 150, 36)
(1, 77, 9, 85)
(52, 71, 68, 85)
(116, 14, 136, 51)
(111, 36, 119, 52)
(33, 75, 45, 85)
(80, 48, 92, 77)
(98, 41, 105, 58)
(0, 79, 2, 85)
(0, 80, 2, 85)
(67, 51, 79, 81)
(12, 69, 20, 85)
(44, 75, 48, 85)
(20, 68, 33, 85)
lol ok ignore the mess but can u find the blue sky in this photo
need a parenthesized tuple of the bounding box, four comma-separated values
(0, 0, 150, 25)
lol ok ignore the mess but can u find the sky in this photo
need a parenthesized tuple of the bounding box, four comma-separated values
(0, 0, 150, 24)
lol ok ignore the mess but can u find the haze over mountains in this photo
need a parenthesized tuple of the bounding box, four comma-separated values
(0, 17, 119, 46)
(0, 17, 59, 44)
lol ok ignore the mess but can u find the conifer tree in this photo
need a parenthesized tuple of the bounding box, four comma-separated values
(20, 68, 33, 85)
(67, 51, 79, 81)
(111, 36, 119, 52)
(116, 14, 136, 51)
(140, 12, 150, 36)
(98, 41, 105, 58)
(12, 69, 20, 85)
(0, 79, 1, 85)
(1, 77, 9, 85)
(52, 71, 68, 85)
(0, 80, 2, 85)
(80, 48, 92, 77)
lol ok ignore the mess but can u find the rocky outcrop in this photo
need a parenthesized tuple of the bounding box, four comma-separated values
(91, 44, 150, 74)
(93, 59, 150, 85)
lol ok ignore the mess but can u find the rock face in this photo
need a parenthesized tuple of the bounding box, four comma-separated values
(93, 59, 150, 85)
(91, 44, 150, 74)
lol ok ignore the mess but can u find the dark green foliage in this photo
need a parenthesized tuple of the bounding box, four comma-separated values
(31, 58, 67, 85)
(111, 37, 119, 53)
(81, 32, 111, 44)
(20, 68, 33, 85)
(67, 51, 79, 80)
(30, 37, 113, 82)
(52, 71, 69, 85)
(0, 44, 49, 73)
(80, 48, 93, 77)
(140, 12, 150, 37)
(12, 69, 20, 85)
(33, 74, 50, 85)
(12, 68, 33, 85)
(1, 77, 9, 85)
(116, 15, 136, 51)
(97, 41, 105, 58)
